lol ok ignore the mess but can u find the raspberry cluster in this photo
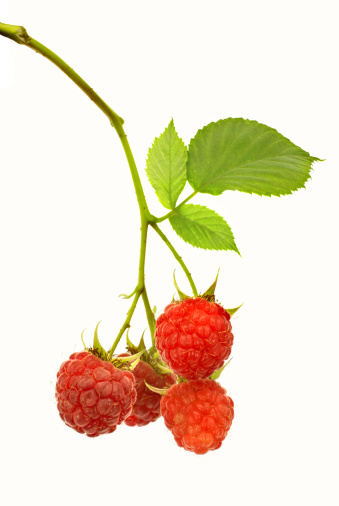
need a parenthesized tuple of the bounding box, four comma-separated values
(55, 297, 234, 454)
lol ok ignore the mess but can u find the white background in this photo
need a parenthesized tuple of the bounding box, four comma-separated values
(1, 0, 338, 505)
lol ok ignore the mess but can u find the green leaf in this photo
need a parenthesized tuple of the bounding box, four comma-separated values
(169, 204, 239, 253)
(187, 118, 321, 197)
(146, 119, 187, 209)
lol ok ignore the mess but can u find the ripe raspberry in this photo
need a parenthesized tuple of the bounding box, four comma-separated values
(155, 297, 233, 380)
(118, 354, 176, 426)
(55, 351, 136, 437)
(161, 379, 234, 455)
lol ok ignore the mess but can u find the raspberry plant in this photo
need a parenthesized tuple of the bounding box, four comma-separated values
(0, 22, 322, 453)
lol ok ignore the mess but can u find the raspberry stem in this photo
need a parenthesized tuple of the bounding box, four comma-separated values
(0, 22, 195, 352)
(107, 216, 156, 357)
(150, 224, 198, 297)
(0, 23, 125, 133)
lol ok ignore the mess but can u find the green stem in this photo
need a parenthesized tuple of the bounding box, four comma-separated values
(119, 134, 153, 221)
(108, 213, 148, 357)
(0, 23, 124, 134)
(108, 290, 142, 358)
(154, 190, 198, 223)
(142, 290, 156, 346)
(151, 223, 198, 297)
(0, 22, 155, 352)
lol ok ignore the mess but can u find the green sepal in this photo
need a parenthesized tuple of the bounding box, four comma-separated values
(144, 381, 168, 395)
(93, 321, 107, 359)
(81, 329, 87, 350)
(201, 268, 220, 301)
(210, 358, 232, 380)
(126, 329, 136, 353)
(173, 270, 190, 300)
(226, 303, 243, 317)
(126, 330, 146, 356)
(129, 356, 142, 371)
(176, 376, 188, 383)
(141, 348, 176, 378)
(137, 332, 146, 354)
(155, 363, 174, 375)
(115, 349, 145, 362)
(112, 349, 146, 370)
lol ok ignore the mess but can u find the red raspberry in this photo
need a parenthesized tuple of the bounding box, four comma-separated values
(160, 379, 234, 455)
(119, 354, 176, 427)
(55, 351, 137, 437)
(155, 297, 233, 379)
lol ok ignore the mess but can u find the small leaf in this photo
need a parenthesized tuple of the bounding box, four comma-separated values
(187, 118, 321, 197)
(201, 268, 220, 298)
(146, 119, 187, 209)
(173, 270, 190, 300)
(226, 303, 243, 317)
(210, 358, 232, 380)
(169, 204, 240, 253)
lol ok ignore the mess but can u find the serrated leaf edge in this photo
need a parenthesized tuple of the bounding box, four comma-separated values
(169, 203, 240, 254)
(146, 118, 188, 209)
(187, 117, 322, 197)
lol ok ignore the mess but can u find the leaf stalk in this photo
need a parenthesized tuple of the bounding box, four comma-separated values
(154, 190, 198, 223)
(151, 223, 198, 297)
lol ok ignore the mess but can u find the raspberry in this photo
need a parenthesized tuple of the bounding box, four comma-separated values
(160, 379, 234, 454)
(155, 297, 233, 379)
(119, 354, 176, 427)
(55, 351, 137, 437)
